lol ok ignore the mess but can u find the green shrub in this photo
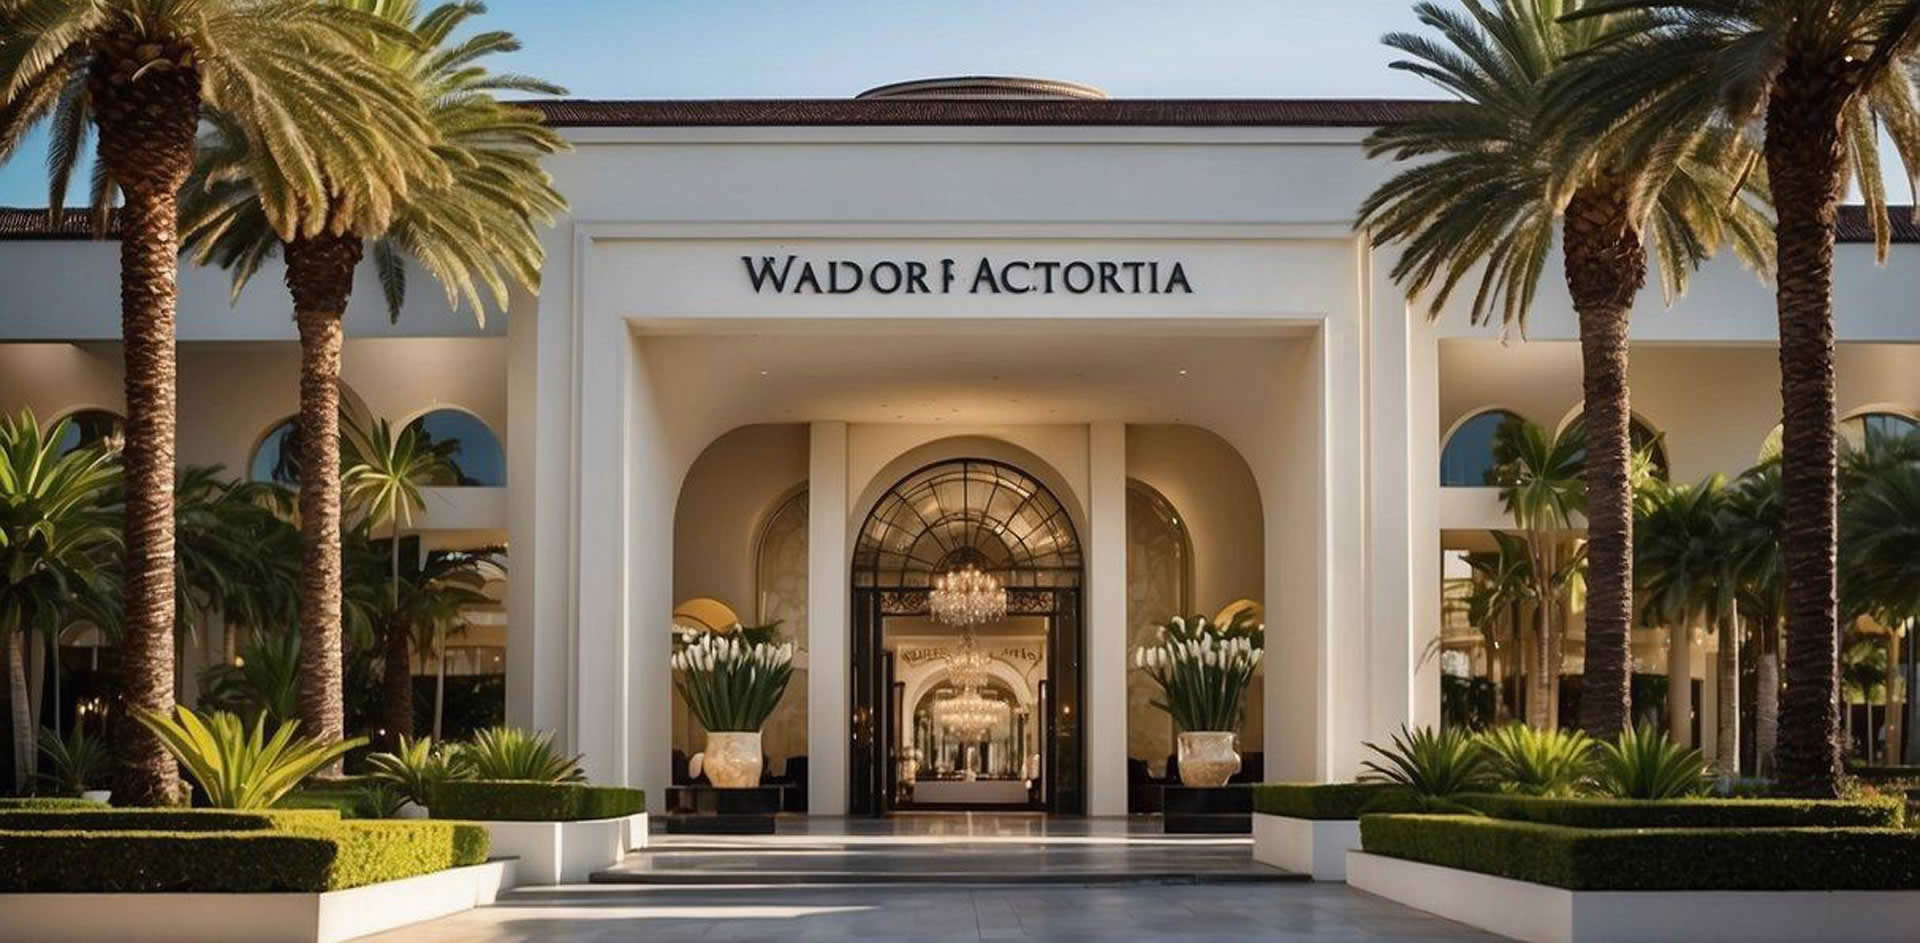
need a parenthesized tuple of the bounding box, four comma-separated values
(0, 807, 340, 831)
(1456, 793, 1904, 828)
(1252, 782, 1416, 819)
(276, 790, 367, 817)
(37, 727, 111, 794)
(1475, 724, 1596, 797)
(1359, 814, 1920, 890)
(0, 820, 488, 893)
(1361, 725, 1493, 805)
(1594, 725, 1706, 798)
(463, 728, 585, 782)
(430, 780, 646, 821)
(0, 797, 107, 810)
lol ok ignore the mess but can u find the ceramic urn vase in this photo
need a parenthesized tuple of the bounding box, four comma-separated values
(1176, 731, 1241, 787)
(690, 730, 764, 788)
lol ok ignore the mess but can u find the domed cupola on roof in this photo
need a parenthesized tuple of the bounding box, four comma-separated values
(855, 76, 1109, 101)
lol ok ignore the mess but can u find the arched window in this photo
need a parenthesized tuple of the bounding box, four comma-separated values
(1440, 410, 1523, 486)
(52, 409, 123, 455)
(852, 459, 1081, 589)
(1126, 480, 1192, 783)
(402, 409, 505, 487)
(249, 417, 302, 486)
(1840, 411, 1920, 455)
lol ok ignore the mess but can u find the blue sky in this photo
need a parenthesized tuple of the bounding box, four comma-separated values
(0, 0, 1435, 205)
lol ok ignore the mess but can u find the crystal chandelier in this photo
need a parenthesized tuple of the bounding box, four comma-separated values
(934, 685, 1010, 742)
(929, 564, 1007, 626)
(943, 630, 993, 689)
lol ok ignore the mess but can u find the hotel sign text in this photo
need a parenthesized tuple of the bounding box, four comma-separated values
(742, 254, 1193, 296)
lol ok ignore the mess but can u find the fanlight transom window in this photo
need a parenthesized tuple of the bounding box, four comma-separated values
(854, 459, 1082, 589)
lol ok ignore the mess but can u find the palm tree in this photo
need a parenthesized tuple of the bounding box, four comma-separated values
(1489, 417, 1589, 728)
(1460, 538, 1536, 722)
(1839, 426, 1920, 763)
(393, 546, 501, 742)
(1357, 0, 1771, 742)
(1725, 462, 1785, 775)
(0, 0, 441, 806)
(170, 466, 298, 695)
(1636, 475, 1742, 778)
(0, 413, 120, 790)
(342, 415, 454, 745)
(1548, 0, 1920, 799)
(179, 0, 564, 753)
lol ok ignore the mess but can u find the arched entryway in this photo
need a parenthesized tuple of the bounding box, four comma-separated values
(850, 458, 1085, 815)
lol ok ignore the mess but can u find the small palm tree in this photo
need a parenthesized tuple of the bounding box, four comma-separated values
(396, 547, 502, 741)
(1725, 462, 1785, 775)
(1357, 0, 1771, 743)
(1549, 0, 1920, 799)
(0, 413, 120, 790)
(1490, 417, 1589, 728)
(180, 0, 565, 755)
(0, 0, 441, 806)
(1635, 475, 1740, 778)
(1839, 428, 1920, 764)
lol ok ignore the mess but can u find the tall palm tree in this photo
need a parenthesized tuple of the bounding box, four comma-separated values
(0, 0, 441, 805)
(180, 0, 565, 752)
(1548, 0, 1920, 798)
(0, 413, 120, 790)
(1489, 417, 1589, 728)
(1636, 475, 1742, 777)
(1726, 462, 1785, 775)
(1357, 0, 1771, 742)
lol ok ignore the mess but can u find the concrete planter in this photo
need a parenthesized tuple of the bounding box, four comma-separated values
(1252, 813, 1359, 880)
(622, 812, 650, 851)
(0, 859, 514, 943)
(1348, 850, 1920, 943)
(475, 817, 630, 884)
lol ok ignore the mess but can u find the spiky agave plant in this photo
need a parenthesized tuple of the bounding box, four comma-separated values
(464, 727, 584, 783)
(366, 734, 472, 806)
(1594, 724, 1707, 799)
(1477, 723, 1598, 796)
(135, 707, 363, 808)
(1361, 725, 1495, 808)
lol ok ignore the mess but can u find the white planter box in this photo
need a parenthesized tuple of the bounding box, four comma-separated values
(475, 817, 628, 885)
(622, 812, 650, 852)
(1252, 813, 1359, 881)
(0, 859, 513, 943)
(1348, 850, 1920, 943)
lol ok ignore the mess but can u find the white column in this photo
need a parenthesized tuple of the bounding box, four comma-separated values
(626, 335, 673, 812)
(1086, 421, 1128, 816)
(506, 265, 570, 737)
(572, 310, 631, 789)
(808, 421, 850, 815)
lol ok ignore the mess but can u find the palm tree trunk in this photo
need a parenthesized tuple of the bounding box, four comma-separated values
(1765, 65, 1851, 798)
(1562, 185, 1646, 742)
(1527, 606, 1552, 729)
(381, 613, 413, 750)
(1716, 612, 1740, 780)
(1756, 623, 1780, 776)
(285, 232, 365, 754)
(433, 628, 447, 742)
(8, 625, 30, 792)
(1669, 621, 1692, 746)
(92, 35, 201, 804)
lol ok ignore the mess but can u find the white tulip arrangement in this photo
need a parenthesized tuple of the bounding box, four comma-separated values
(671, 625, 796, 732)
(1132, 611, 1265, 732)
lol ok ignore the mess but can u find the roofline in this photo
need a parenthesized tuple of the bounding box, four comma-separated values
(524, 97, 1443, 128)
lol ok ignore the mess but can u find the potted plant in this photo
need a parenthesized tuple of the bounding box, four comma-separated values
(671, 623, 794, 788)
(1133, 611, 1264, 787)
(37, 727, 112, 803)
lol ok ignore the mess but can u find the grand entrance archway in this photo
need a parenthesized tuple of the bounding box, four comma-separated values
(850, 458, 1085, 816)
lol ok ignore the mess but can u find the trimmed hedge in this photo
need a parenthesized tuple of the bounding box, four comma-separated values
(0, 807, 341, 832)
(0, 797, 108, 810)
(1252, 782, 1415, 819)
(430, 780, 647, 821)
(276, 790, 369, 817)
(0, 819, 489, 893)
(1456, 793, 1904, 829)
(1359, 814, 1920, 891)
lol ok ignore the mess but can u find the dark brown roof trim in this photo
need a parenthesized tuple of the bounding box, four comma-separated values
(1835, 204, 1920, 244)
(526, 97, 1442, 128)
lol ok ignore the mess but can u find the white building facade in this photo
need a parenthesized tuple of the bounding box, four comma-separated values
(3, 81, 1917, 816)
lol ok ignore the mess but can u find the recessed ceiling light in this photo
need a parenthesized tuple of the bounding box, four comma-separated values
(759, 370, 769, 376)
(1177, 369, 1188, 376)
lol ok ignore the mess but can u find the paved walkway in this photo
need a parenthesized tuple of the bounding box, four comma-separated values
(364, 815, 1497, 942)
